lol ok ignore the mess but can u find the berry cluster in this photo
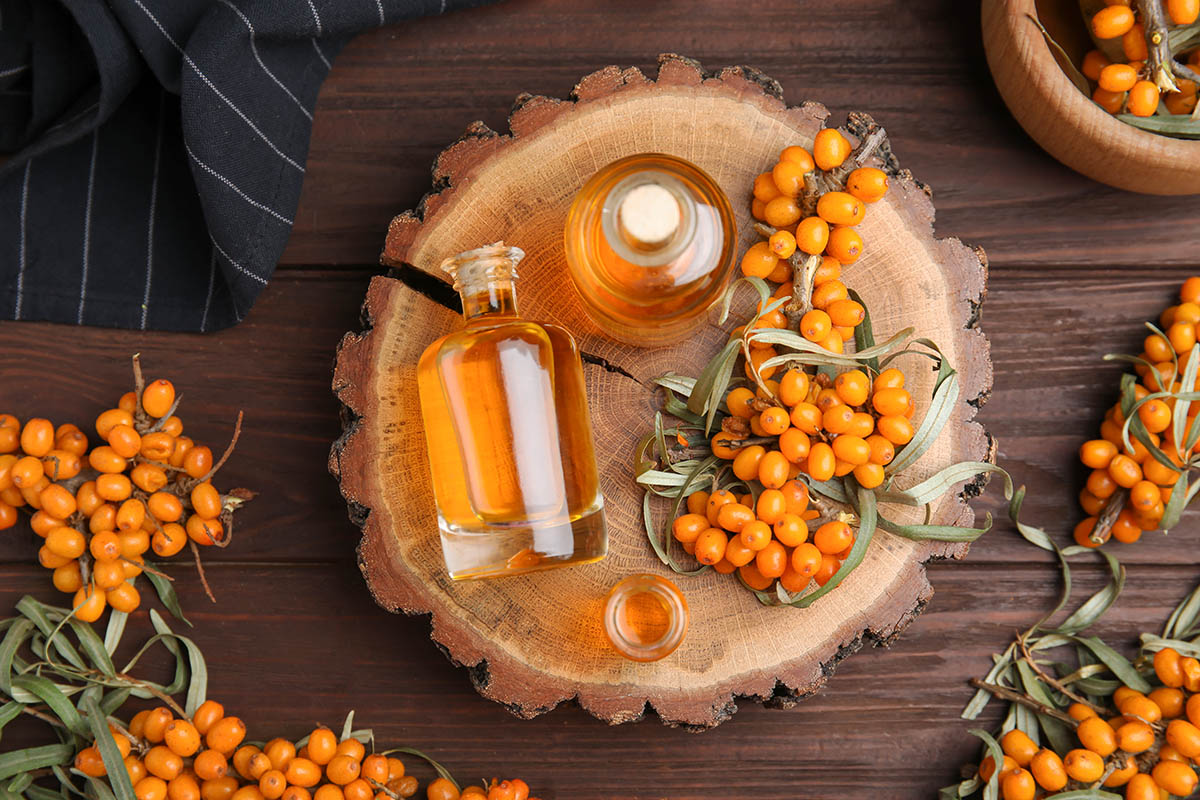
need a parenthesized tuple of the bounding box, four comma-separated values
(979, 647, 1200, 799)
(1083, 1, 1200, 118)
(1074, 276, 1200, 547)
(74, 704, 541, 800)
(0, 357, 247, 619)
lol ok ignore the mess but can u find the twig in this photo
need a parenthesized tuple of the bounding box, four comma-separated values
(784, 253, 822, 328)
(1091, 491, 1127, 545)
(143, 394, 184, 434)
(190, 541, 216, 604)
(968, 678, 1080, 726)
(1136, 0, 1180, 92)
(22, 705, 69, 728)
(199, 410, 243, 483)
(1018, 633, 1108, 714)
(123, 556, 173, 582)
(752, 222, 778, 239)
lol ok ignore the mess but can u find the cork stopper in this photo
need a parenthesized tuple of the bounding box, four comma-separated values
(439, 243, 524, 292)
(617, 183, 681, 246)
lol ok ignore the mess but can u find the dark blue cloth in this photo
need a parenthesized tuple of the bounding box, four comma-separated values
(0, 0, 492, 331)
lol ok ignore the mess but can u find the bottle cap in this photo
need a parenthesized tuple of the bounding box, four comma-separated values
(617, 183, 681, 246)
(439, 242, 524, 292)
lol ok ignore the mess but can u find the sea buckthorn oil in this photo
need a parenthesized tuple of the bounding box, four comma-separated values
(416, 243, 607, 579)
(602, 574, 688, 661)
(564, 153, 737, 347)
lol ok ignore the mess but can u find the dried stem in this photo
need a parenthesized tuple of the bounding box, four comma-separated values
(199, 410, 243, 484)
(124, 556, 173, 582)
(784, 253, 822, 328)
(968, 678, 1080, 726)
(752, 222, 778, 239)
(144, 394, 184, 434)
(1091, 491, 1127, 545)
(190, 541, 216, 603)
(22, 705, 69, 728)
(1136, 0, 1179, 92)
(1018, 633, 1108, 714)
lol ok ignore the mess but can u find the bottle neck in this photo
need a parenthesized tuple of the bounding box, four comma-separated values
(461, 280, 518, 321)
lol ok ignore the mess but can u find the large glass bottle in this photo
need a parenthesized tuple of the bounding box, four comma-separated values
(416, 243, 607, 580)
(564, 153, 737, 347)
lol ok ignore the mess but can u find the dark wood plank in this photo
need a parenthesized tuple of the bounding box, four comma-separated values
(0, 558, 1189, 799)
(282, 0, 1200, 270)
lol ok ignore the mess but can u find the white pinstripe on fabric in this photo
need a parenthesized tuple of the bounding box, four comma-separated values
(141, 93, 165, 330)
(0, 65, 28, 79)
(129, 0, 306, 173)
(306, 0, 323, 34)
(210, 237, 268, 286)
(311, 39, 331, 70)
(14, 160, 30, 320)
(184, 141, 293, 224)
(373, 0, 385, 24)
(77, 133, 99, 324)
(200, 249, 216, 332)
(217, 0, 313, 121)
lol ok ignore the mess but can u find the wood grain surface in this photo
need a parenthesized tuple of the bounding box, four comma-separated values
(5, 1, 1200, 797)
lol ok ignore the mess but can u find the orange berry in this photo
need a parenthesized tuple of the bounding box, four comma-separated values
(1154, 759, 1199, 796)
(146, 746, 185, 780)
(205, 717, 246, 756)
(740, 241, 779, 279)
(694, 528, 728, 566)
(192, 701, 225, 735)
(846, 167, 888, 203)
(1028, 749, 1066, 792)
(97, 473, 133, 502)
(1127, 80, 1159, 116)
(757, 450, 790, 489)
(1092, 5, 1135, 37)
(816, 191, 864, 227)
(778, 428, 811, 464)
(754, 540, 788, 579)
(768, 230, 797, 259)
(799, 309, 832, 343)
(772, 514, 808, 547)
(814, 553, 841, 586)
(1082, 49, 1111, 81)
(1092, 86, 1126, 114)
(877, 415, 914, 445)
(813, 520, 853, 555)
(143, 380, 177, 418)
(165, 720, 202, 757)
(795, 216, 830, 256)
(813, 128, 851, 170)
(779, 145, 815, 171)
(832, 435, 871, 466)
(724, 533, 756, 567)
(853, 462, 885, 489)
(772, 159, 808, 197)
(716, 502, 755, 533)
(825, 226, 863, 264)
(1062, 749, 1103, 782)
(137, 777, 169, 800)
(1076, 716, 1116, 756)
(1107, 454, 1143, 488)
(780, 480, 809, 515)
(1168, 718, 1200, 757)
(806, 442, 836, 481)
(1098, 63, 1138, 92)
(1079, 439, 1117, 469)
(763, 196, 802, 228)
(826, 298, 865, 329)
(1157, 647, 1186, 687)
(1114, 719, 1154, 753)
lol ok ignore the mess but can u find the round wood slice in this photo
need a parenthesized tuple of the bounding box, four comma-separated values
(330, 53, 993, 729)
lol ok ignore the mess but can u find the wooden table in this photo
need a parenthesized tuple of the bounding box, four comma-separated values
(4, 1, 1200, 796)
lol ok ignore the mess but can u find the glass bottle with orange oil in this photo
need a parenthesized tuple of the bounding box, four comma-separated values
(564, 153, 737, 347)
(416, 243, 607, 580)
(602, 574, 689, 662)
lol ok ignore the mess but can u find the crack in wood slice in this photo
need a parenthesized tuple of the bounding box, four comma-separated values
(331, 53, 992, 729)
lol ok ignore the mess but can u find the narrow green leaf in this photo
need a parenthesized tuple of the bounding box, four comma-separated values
(879, 461, 999, 508)
(1072, 636, 1151, 693)
(0, 619, 34, 696)
(788, 486, 876, 608)
(887, 373, 960, 475)
(24, 784, 69, 800)
(685, 337, 739, 427)
(0, 745, 74, 781)
(1173, 346, 1200, 453)
(1052, 547, 1124, 635)
(14, 597, 85, 672)
(99, 689, 133, 717)
(82, 696, 134, 800)
(846, 288, 879, 372)
(10, 676, 88, 737)
(66, 618, 114, 677)
(103, 611, 128, 657)
(963, 644, 1016, 719)
(1014, 660, 1073, 754)
(144, 568, 191, 626)
(1116, 113, 1200, 139)
(1159, 470, 1190, 532)
(1165, 582, 1200, 640)
(339, 711, 355, 743)
(876, 511, 992, 542)
(148, 610, 206, 717)
(967, 728, 1005, 800)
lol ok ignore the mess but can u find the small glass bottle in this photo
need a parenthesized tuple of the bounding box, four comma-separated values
(602, 574, 688, 662)
(416, 243, 607, 580)
(564, 153, 737, 347)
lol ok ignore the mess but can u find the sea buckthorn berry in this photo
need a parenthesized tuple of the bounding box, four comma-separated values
(52, 561, 83, 593)
(827, 299, 865, 329)
(672, 514, 708, 544)
(846, 167, 889, 203)
(745, 346, 778, 380)
(1115, 719, 1154, 752)
(780, 145, 816, 171)
(97, 473, 133, 502)
(146, 746, 185, 780)
(184, 446, 213, 479)
(1102, 761, 1137, 789)
(832, 435, 871, 466)
(1092, 87, 1126, 114)
(873, 388, 912, 417)
(806, 442, 836, 481)
(143, 380, 176, 418)
(780, 480, 808, 515)
(800, 309, 832, 343)
(1129, 479, 1161, 511)
(1092, 4, 1135, 37)
(1168, 718, 1200, 757)
(772, 159, 808, 197)
(978, 754, 1017, 783)
(716, 503, 755, 533)
(202, 777, 240, 800)
(999, 768, 1035, 800)
(825, 226, 863, 264)
(20, 418, 54, 458)
(1082, 49, 1111, 81)
(706, 489, 736, 524)
(833, 370, 869, 406)
(342, 781, 372, 800)
(47, 526, 86, 559)
(1170, 320, 1197, 353)
(779, 369, 810, 407)
(813, 128, 851, 170)
(753, 172, 781, 202)
(91, 530, 122, 561)
(816, 191, 864, 226)
(1028, 749, 1066, 792)
(812, 279, 849, 310)
(877, 415, 914, 445)
(739, 562, 774, 591)
(768, 230, 797, 259)
(732, 446, 766, 482)
(853, 462, 885, 489)
(205, 716, 246, 755)
(1098, 62, 1138, 92)
(153, 524, 188, 558)
(57, 427, 89, 456)
(772, 514, 808, 547)
(813, 521, 853, 555)
(143, 708, 174, 743)
(170, 775, 202, 800)
(823, 404, 855, 435)
(755, 540, 788, 579)
(1079, 439, 1117, 469)
(866, 434, 895, 465)
(127, 756, 148, 784)
(1087, 468, 1118, 499)
(1119, 694, 1163, 724)
(141, 432, 176, 463)
(232, 788, 264, 800)
(39, 483, 76, 519)
(1062, 749, 1103, 782)
(758, 451, 790, 489)
(258, 772, 286, 800)
(192, 700, 224, 735)
(1123, 773, 1158, 800)
(1183, 656, 1200, 692)
(1153, 759, 1199, 796)
(1076, 716, 1116, 756)
(740, 241, 780, 279)
(117, 498, 147, 533)
(425, 779, 458, 800)
(759, 407, 790, 436)
(89, 445, 127, 474)
(1157, 647, 1186, 687)
(107, 424, 142, 459)
(1138, 399, 1171, 433)
(778, 428, 811, 464)
(795, 216, 830, 256)
(813, 255, 841, 285)
(1122, 21, 1149, 59)
(94, 559, 128, 591)
(764, 196, 802, 228)
(846, 412, 874, 438)
(96, 409, 134, 439)
(724, 532, 757, 566)
(751, 198, 768, 221)
(43, 450, 82, 480)
(1107, 454, 1143, 488)
(75, 746, 107, 777)
(165, 720, 202, 757)
(11, 455, 44, 488)
(694, 528, 728, 566)
(999, 729, 1038, 767)
(789, 402, 823, 434)
(1073, 517, 1100, 548)
(232, 747, 261, 780)
(1150, 686, 1185, 718)
(686, 491, 709, 516)
(149, 491, 184, 523)
(1128, 80, 1159, 116)
(137, 777, 169, 800)
(725, 387, 756, 419)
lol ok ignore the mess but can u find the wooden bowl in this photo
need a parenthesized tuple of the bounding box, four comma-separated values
(982, 0, 1200, 194)
(330, 54, 992, 729)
